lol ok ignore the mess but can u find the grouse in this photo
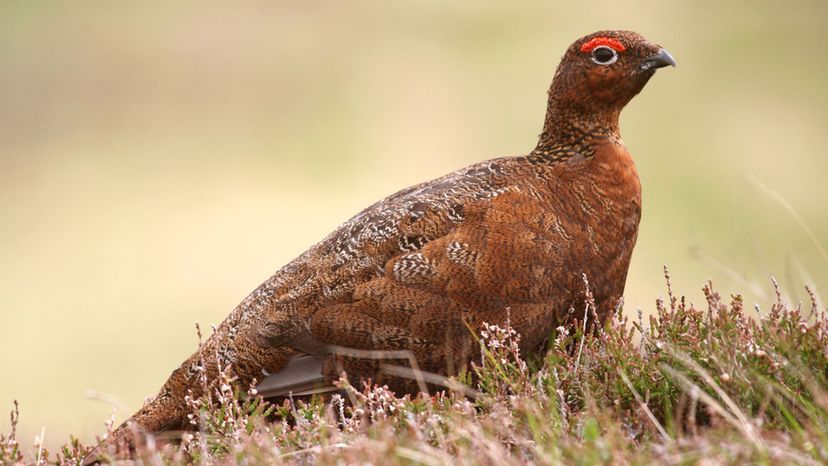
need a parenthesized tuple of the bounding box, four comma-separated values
(90, 30, 674, 457)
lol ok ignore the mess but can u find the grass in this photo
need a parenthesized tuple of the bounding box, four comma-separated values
(3, 270, 827, 465)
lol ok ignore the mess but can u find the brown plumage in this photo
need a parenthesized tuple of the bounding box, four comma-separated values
(89, 30, 674, 459)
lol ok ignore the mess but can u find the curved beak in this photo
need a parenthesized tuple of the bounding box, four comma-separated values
(641, 48, 676, 71)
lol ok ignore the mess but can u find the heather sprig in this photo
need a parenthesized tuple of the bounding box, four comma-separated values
(8, 277, 828, 465)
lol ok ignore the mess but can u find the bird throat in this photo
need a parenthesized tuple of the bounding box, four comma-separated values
(529, 99, 622, 165)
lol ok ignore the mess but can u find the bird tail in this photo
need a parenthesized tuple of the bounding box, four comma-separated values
(81, 352, 204, 464)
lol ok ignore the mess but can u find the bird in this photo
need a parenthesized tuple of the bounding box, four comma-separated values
(88, 30, 674, 459)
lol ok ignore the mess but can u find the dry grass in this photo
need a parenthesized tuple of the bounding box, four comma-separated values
(3, 271, 828, 465)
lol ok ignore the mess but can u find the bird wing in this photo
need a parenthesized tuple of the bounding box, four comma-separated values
(253, 159, 576, 390)
(308, 186, 569, 347)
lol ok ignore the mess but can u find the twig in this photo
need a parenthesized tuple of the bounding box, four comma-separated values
(380, 364, 482, 400)
(617, 367, 672, 444)
(326, 345, 429, 395)
(574, 274, 593, 375)
(35, 426, 45, 466)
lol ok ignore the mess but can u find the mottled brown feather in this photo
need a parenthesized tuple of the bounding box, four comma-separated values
(87, 30, 673, 461)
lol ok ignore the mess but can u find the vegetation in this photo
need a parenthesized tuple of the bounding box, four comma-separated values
(3, 271, 827, 465)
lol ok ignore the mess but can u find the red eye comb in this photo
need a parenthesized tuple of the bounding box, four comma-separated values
(580, 37, 626, 53)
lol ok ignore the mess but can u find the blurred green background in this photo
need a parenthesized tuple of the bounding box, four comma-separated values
(2, 0, 827, 449)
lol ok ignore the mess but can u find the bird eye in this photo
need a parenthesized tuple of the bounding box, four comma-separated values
(591, 46, 618, 65)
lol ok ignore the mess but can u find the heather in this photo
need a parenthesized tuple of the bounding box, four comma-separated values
(3, 273, 827, 465)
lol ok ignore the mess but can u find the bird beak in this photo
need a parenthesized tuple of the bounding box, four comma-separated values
(641, 48, 676, 71)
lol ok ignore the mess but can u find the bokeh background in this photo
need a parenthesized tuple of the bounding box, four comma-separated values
(2, 0, 827, 449)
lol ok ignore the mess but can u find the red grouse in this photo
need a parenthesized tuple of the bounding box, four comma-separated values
(92, 30, 674, 456)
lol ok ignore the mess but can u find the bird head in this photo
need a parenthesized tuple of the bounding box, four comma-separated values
(550, 30, 675, 114)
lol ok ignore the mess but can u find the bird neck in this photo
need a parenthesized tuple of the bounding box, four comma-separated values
(530, 96, 622, 163)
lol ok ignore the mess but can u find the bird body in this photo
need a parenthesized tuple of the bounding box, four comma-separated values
(93, 30, 674, 455)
